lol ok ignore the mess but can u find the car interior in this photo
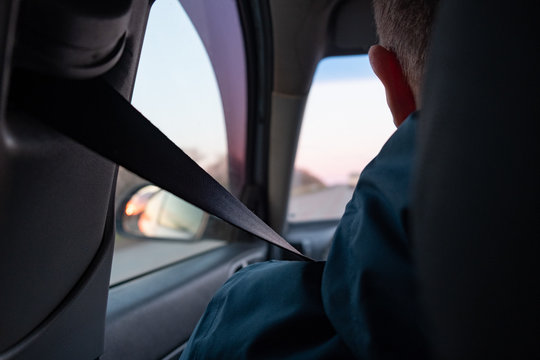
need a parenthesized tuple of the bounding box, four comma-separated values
(1, 0, 538, 359)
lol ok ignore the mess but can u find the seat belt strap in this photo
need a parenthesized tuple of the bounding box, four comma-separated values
(11, 71, 311, 261)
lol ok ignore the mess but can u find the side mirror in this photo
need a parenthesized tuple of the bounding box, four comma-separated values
(119, 185, 207, 241)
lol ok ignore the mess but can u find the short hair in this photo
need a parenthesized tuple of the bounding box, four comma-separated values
(372, 0, 439, 97)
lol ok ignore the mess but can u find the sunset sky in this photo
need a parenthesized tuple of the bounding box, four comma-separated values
(297, 57, 394, 185)
(132, 0, 395, 186)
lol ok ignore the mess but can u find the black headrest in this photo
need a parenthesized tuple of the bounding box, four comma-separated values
(413, 1, 540, 359)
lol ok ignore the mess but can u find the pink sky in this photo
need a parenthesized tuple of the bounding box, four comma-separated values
(295, 78, 395, 185)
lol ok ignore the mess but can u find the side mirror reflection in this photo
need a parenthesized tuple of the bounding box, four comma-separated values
(119, 185, 207, 241)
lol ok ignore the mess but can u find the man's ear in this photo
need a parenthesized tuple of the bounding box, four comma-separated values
(369, 45, 416, 127)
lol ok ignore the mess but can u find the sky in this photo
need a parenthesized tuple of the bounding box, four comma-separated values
(131, 0, 227, 169)
(296, 57, 394, 185)
(132, 0, 395, 186)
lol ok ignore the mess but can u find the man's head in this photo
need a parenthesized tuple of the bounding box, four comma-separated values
(369, 0, 439, 126)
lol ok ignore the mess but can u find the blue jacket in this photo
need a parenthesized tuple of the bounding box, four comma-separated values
(180, 113, 428, 359)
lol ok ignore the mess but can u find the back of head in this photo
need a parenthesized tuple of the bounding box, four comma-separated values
(372, 0, 439, 98)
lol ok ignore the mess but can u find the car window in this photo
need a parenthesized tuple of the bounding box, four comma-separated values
(287, 55, 395, 223)
(111, 0, 233, 286)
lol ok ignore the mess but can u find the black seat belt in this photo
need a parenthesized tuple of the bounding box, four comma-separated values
(10, 70, 311, 261)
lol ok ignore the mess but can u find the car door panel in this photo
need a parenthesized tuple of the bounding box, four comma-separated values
(103, 242, 266, 360)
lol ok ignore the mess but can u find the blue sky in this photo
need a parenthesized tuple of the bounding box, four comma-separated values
(314, 55, 377, 82)
(132, 0, 394, 185)
(131, 0, 226, 168)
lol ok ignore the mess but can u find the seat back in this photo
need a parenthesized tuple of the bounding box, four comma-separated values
(413, 1, 540, 358)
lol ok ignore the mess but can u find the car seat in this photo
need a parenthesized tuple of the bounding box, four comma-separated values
(413, 1, 540, 358)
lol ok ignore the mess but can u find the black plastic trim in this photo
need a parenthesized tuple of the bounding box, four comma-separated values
(0, 174, 116, 360)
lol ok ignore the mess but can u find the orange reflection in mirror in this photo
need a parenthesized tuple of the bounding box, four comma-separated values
(125, 199, 144, 216)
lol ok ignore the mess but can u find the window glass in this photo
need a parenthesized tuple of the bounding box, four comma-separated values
(287, 55, 395, 223)
(131, 0, 227, 177)
(111, 0, 231, 286)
